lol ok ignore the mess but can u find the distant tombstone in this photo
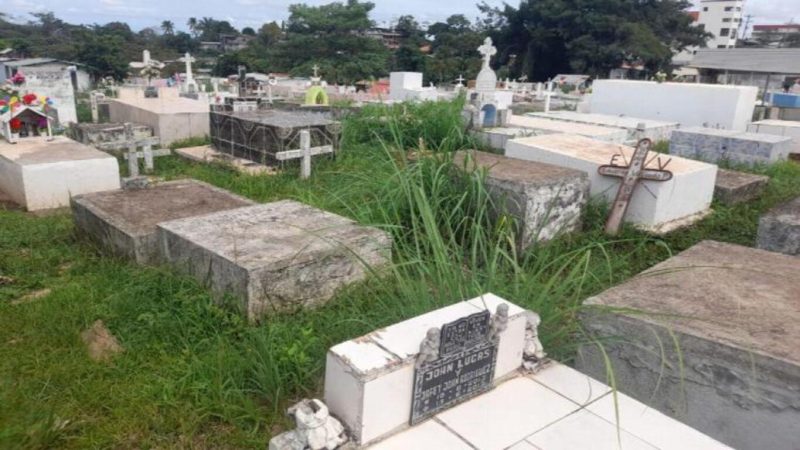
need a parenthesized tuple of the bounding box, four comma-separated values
(409, 306, 504, 425)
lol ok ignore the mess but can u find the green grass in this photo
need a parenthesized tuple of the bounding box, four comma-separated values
(1, 100, 799, 448)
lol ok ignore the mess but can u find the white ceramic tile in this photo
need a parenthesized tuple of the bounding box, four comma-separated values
(436, 377, 580, 450)
(508, 440, 540, 450)
(360, 364, 414, 445)
(525, 409, 657, 450)
(328, 339, 400, 375)
(587, 393, 733, 450)
(365, 419, 473, 450)
(323, 352, 364, 441)
(529, 362, 610, 406)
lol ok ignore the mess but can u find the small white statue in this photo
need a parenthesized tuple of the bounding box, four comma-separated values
(269, 399, 349, 450)
(416, 327, 441, 368)
(489, 304, 509, 344)
(522, 311, 547, 372)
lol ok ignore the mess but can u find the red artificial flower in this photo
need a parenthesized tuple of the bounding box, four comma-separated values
(22, 94, 37, 105)
(9, 118, 22, 130)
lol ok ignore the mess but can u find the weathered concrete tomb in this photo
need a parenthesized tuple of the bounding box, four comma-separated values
(670, 127, 794, 166)
(757, 196, 800, 256)
(453, 150, 588, 250)
(714, 168, 769, 205)
(71, 180, 254, 264)
(157, 200, 392, 321)
(577, 240, 800, 450)
(747, 119, 800, 150)
(508, 115, 628, 143)
(505, 134, 717, 233)
(68, 122, 153, 148)
(528, 111, 679, 142)
(0, 136, 120, 211)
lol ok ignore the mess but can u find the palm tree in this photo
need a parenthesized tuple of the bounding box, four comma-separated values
(161, 20, 174, 35)
(187, 17, 198, 38)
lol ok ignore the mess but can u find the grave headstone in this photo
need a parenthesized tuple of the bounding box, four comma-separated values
(577, 240, 800, 450)
(714, 168, 769, 205)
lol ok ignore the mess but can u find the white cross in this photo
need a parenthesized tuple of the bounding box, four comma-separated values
(477, 37, 497, 70)
(95, 123, 163, 176)
(456, 74, 465, 86)
(274, 130, 333, 179)
(179, 52, 197, 92)
(312, 64, 320, 78)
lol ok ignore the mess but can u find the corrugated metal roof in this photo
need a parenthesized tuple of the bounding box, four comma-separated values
(689, 49, 800, 74)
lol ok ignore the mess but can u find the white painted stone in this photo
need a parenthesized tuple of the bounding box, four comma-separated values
(324, 293, 528, 446)
(587, 392, 734, 449)
(526, 409, 657, 450)
(529, 362, 609, 406)
(367, 420, 473, 450)
(435, 377, 579, 450)
(21, 67, 79, 125)
(505, 134, 717, 233)
(747, 119, 800, 150)
(507, 115, 628, 143)
(389, 72, 437, 102)
(0, 136, 120, 211)
(590, 80, 758, 131)
(528, 111, 679, 142)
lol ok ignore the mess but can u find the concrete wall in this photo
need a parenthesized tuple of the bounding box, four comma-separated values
(0, 153, 27, 206)
(22, 158, 120, 211)
(108, 101, 209, 146)
(590, 80, 758, 131)
(22, 67, 79, 125)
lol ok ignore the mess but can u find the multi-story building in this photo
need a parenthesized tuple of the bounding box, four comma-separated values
(696, 0, 745, 48)
(752, 24, 800, 48)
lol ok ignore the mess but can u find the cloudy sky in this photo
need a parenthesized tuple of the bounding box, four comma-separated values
(5, 0, 797, 32)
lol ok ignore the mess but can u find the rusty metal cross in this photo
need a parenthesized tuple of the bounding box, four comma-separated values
(598, 138, 673, 235)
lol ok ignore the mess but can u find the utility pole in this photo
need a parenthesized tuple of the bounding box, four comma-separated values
(740, 14, 753, 40)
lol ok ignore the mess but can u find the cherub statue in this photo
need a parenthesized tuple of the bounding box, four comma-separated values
(489, 304, 509, 344)
(269, 399, 348, 450)
(522, 311, 547, 373)
(416, 328, 441, 368)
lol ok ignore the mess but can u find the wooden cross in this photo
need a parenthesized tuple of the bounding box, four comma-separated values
(598, 138, 673, 235)
(274, 130, 333, 179)
(95, 123, 163, 176)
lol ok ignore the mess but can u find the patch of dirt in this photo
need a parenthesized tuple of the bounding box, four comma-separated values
(0, 275, 15, 285)
(11, 288, 52, 305)
(80, 320, 124, 362)
(57, 262, 73, 275)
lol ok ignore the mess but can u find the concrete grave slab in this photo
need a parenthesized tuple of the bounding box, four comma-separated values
(670, 127, 794, 166)
(174, 145, 276, 175)
(505, 134, 717, 233)
(757, 196, 800, 256)
(714, 169, 769, 205)
(528, 111, 679, 142)
(577, 240, 800, 450)
(453, 150, 589, 250)
(0, 136, 120, 211)
(71, 179, 254, 264)
(747, 119, 800, 151)
(68, 122, 153, 148)
(507, 114, 628, 143)
(108, 94, 209, 146)
(158, 200, 392, 321)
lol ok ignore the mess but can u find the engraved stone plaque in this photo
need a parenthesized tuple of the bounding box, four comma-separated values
(410, 310, 498, 425)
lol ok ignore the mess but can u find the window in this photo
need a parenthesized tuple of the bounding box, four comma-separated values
(698, 24, 705, 31)
(720, 28, 730, 36)
(724, 6, 733, 11)
(703, 7, 708, 11)
(736, 7, 741, 11)
(723, 18, 732, 22)
(717, 45, 728, 48)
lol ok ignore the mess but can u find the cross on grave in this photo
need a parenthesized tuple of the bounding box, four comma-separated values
(274, 129, 333, 180)
(598, 138, 673, 235)
(95, 123, 163, 176)
(312, 64, 320, 78)
(478, 37, 497, 70)
(89, 91, 105, 123)
(178, 52, 198, 93)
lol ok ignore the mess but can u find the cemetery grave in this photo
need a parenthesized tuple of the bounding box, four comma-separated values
(174, 144, 276, 175)
(670, 126, 795, 166)
(714, 168, 769, 205)
(453, 150, 589, 249)
(71, 179, 255, 265)
(577, 240, 800, 450)
(528, 111, 678, 142)
(747, 119, 800, 150)
(757, 196, 800, 256)
(2, 97, 800, 448)
(0, 136, 120, 211)
(505, 134, 717, 233)
(67, 122, 153, 150)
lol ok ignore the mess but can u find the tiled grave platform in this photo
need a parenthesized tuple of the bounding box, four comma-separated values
(368, 365, 729, 450)
(0, 136, 120, 211)
(670, 127, 794, 166)
(505, 134, 717, 233)
(747, 119, 800, 150)
(158, 200, 392, 321)
(71, 180, 254, 264)
(577, 240, 800, 450)
(528, 111, 678, 142)
(109, 96, 209, 146)
(714, 168, 768, 205)
(757, 196, 800, 256)
(453, 150, 588, 249)
(507, 115, 628, 143)
(174, 145, 275, 175)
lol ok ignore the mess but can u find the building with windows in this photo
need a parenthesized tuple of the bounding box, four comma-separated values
(752, 24, 800, 48)
(696, 0, 745, 49)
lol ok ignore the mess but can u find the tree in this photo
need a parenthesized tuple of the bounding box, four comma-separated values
(424, 15, 483, 83)
(270, 0, 389, 83)
(257, 21, 282, 46)
(161, 20, 174, 35)
(241, 27, 255, 36)
(187, 17, 199, 38)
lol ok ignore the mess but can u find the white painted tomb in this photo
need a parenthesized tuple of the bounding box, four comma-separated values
(0, 136, 120, 211)
(507, 115, 628, 143)
(589, 80, 758, 131)
(323, 293, 730, 450)
(505, 134, 717, 233)
(528, 111, 678, 142)
(747, 119, 800, 151)
(389, 72, 438, 102)
(109, 87, 210, 146)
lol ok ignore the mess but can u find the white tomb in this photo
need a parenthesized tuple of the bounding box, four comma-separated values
(747, 119, 800, 151)
(528, 111, 679, 142)
(323, 293, 731, 450)
(505, 134, 717, 233)
(0, 136, 120, 211)
(389, 72, 438, 102)
(589, 80, 758, 131)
